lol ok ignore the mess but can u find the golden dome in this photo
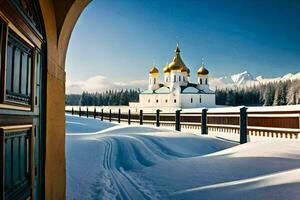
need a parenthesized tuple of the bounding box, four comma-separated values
(163, 64, 171, 74)
(181, 67, 187, 73)
(197, 64, 209, 76)
(168, 45, 188, 71)
(149, 67, 159, 74)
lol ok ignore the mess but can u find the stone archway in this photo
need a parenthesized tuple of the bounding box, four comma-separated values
(39, 1, 90, 199)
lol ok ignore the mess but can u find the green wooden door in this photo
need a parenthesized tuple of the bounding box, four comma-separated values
(0, 0, 45, 199)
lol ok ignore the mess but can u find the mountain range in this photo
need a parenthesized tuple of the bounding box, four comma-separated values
(210, 71, 300, 88)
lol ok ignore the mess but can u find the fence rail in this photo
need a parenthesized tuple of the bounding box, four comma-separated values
(66, 106, 300, 143)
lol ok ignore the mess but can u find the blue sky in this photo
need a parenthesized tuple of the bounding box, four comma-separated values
(66, 0, 300, 93)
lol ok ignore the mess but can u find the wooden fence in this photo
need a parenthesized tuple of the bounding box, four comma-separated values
(66, 106, 300, 143)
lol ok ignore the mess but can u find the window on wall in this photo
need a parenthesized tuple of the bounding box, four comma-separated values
(174, 99, 176, 103)
(183, 76, 185, 81)
(148, 99, 150, 103)
(154, 78, 156, 84)
(205, 78, 208, 84)
(4, 30, 33, 106)
(200, 79, 202, 84)
(174, 75, 176, 82)
(165, 99, 168, 103)
(191, 98, 193, 103)
(200, 96, 202, 103)
(179, 76, 181, 82)
(156, 99, 158, 103)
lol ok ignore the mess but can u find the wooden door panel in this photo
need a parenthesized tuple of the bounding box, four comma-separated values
(0, 0, 45, 199)
(1, 125, 33, 200)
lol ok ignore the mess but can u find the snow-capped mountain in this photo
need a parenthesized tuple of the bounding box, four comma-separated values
(210, 71, 300, 88)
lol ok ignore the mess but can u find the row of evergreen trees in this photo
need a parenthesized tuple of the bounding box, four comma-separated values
(66, 89, 140, 106)
(216, 79, 300, 106)
(66, 80, 300, 106)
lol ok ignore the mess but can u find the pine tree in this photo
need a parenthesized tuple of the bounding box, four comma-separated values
(263, 84, 274, 106)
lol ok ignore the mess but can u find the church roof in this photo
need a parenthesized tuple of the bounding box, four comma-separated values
(149, 67, 159, 74)
(180, 83, 215, 94)
(197, 64, 209, 76)
(142, 83, 214, 95)
(155, 86, 170, 93)
(163, 63, 171, 73)
(142, 90, 154, 94)
(168, 44, 190, 72)
(182, 87, 200, 93)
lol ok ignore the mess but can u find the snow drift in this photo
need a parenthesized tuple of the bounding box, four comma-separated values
(66, 115, 300, 200)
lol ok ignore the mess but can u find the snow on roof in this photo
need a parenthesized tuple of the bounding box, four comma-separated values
(142, 90, 154, 94)
(155, 87, 170, 94)
(182, 87, 200, 93)
(201, 87, 215, 94)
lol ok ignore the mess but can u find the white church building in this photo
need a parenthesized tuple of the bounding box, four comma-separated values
(129, 44, 216, 112)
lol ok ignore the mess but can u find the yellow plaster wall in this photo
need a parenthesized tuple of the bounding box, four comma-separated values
(39, 0, 90, 199)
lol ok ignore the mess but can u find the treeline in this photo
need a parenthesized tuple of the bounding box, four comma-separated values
(66, 80, 300, 107)
(216, 79, 300, 106)
(66, 89, 140, 106)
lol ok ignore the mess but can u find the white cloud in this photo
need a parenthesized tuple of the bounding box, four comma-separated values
(66, 75, 148, 94)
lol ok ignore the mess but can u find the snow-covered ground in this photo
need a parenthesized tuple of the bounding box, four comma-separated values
(66, 114, 300, 200)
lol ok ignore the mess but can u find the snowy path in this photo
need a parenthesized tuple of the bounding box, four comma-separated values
(101, 138, 153, 200)
(66, 115, 300, 200)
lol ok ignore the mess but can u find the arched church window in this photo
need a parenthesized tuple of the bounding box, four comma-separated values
(200, 79, 202, 85)
(205, 78, 208, 84)
(154, 78, 156, 84)
(200, 97, 202, 103)
(179, 76, 181, 82)
(183, 76, 185, 81)
(148, 99, 150, 103)
(165, 99, 168, 103)
(174, 75, 176, 82)
(191, 98, 193, 103)
(174, 99, 176, 103)
(156, 99, 158, 103)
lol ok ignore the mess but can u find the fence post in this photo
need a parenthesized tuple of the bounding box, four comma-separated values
(139, 110, 143, 125)
(79, 107, 81, 117)
(175, 110, 181, 131)
(128, 109, 131, 125)
(86, 107, 89, 118)
(101, 108, 103, 121)
(156, 109, 160, 127)
(72, 107, 74, 115)
(201, 108, 208, 135)
(109, 109, 112, 122)
(94, 108, 96, 119)
(240, 106, 248, 144)
(118, 109, 121, 123)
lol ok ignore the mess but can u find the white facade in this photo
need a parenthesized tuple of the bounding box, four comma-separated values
(129, 45, 216, 112)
